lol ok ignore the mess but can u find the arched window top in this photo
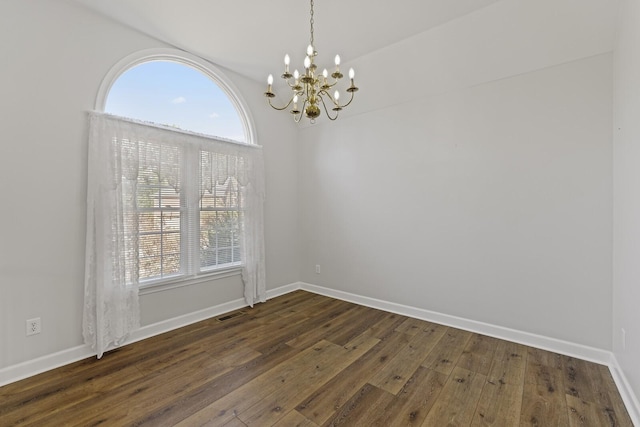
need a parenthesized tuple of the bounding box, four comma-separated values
(96, 48, 256, 145)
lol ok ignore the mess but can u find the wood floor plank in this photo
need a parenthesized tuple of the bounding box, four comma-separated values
(594, 364, 635, 427)
(524, 346, 565, 387)
(563, 359, 633, 427)
(519, 347, 569, 426)
(195, 294, 341, 357)
(285, 302, 368, 349)
(421, 327, 473, 375)
(367, 311, 408, 341)
(244, 299, 353, 352)
(236, 336, 379, 426)
(272, 410, 320, 427)
(220, 416, 250, 427)
(374, 366, 448, 427)
(176, 338, 377, 426)
(321, 383, 397, 427)
(0, 363, 145, 426)
(272, 292, 333, 321)
(135, 341, 301, 426)
(562, 355, 595, 401)
(456, 333, 499, 376)
(520, 382, 570, 427)
(173, 341, 341, 426)
(247, 290, 320, 320)
(487, 340, 528, 386)
(394, 317, 433, 336)
(0, 291, 633, 426)
(471, 378, 523, 426)
(192, 297, 345, 361)
(50, 351, 223, 426)
(296, 330, 411, 426)
(245, 313, 323, 353)
(369, 323, 447, 395)
(421, 366, 487, 426)
(325, 306, 389, 346)
(566, 394, 626, 427)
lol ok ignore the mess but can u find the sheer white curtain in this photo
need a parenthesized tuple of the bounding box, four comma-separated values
(83, 112, 265, 358)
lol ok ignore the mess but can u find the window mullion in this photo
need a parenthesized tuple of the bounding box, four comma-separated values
(182, 145, 200, 276)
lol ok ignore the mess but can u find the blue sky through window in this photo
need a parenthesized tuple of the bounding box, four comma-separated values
(105, 61, 246, 142)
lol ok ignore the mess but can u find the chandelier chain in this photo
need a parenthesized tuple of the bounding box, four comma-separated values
(309, 0, 315, 48)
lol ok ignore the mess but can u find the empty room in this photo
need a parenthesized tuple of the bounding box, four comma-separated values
(1, 0, 639, 425)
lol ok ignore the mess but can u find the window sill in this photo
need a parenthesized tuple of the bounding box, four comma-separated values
(138, 266, 242, 295)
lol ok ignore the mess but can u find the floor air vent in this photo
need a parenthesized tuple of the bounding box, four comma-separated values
(216, 311, 246, 322)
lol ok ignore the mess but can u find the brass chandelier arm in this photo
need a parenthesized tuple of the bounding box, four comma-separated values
(293, 99, 308, 123)
(266, 94, 297, 111)
(339, 90, 356, 109)
(318, 95, 339, 121)
(319, 77, 340, 91)
(285, 76, 302, 90)
(319, 88, 356, 110)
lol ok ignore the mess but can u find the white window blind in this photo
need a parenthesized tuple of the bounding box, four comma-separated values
(199, 151, 243, 272)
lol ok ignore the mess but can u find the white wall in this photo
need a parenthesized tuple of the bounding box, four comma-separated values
(299, 54, 612, 349)
(340, 0, 618, 120)
(0, 0, 299, 370)
(298, 0, 615, 351)
(613, 0, 640, 406)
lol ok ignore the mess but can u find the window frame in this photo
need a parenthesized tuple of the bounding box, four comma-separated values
(95, 49, 258, 294)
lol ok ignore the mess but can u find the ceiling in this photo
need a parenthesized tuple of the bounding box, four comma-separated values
(69, 0, 501, 82)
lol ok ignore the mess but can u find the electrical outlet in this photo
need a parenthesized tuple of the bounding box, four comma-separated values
(26, 318, 41, 336)
(315, 264, 321, 274)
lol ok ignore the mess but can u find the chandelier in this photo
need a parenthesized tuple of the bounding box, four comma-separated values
(264, 0, 358, 123)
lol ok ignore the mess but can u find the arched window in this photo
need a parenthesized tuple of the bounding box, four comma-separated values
(104, 61, 246, 142)
(95, 49, 256, 144)
(84, 50, 265, 357)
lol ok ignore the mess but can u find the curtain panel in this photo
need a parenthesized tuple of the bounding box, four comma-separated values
(83, 112, 266, 358)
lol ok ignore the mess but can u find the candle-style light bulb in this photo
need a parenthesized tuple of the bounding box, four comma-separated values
(293, 94, 299, 109)
(307, 44, 314, 56)
(349, 68, 355, 79)
(284, 54, 290, 73)
(334, 90, 340, 101)
(322, 69, 328, 78)
(334, 55, 341, 66)
(294, 69, 300, 80)
(267, 74, 273, 85)
(304, 56, 311, 70)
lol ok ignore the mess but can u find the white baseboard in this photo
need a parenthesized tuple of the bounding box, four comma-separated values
(0, 345, 94, 387)
(266, 282, 301, 299)
(299, 283, 611, 364)
(127, 297, 248, 347)
(609, 353, 640, 426)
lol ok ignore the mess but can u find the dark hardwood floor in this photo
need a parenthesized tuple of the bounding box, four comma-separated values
(0, 290, 633, 426)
